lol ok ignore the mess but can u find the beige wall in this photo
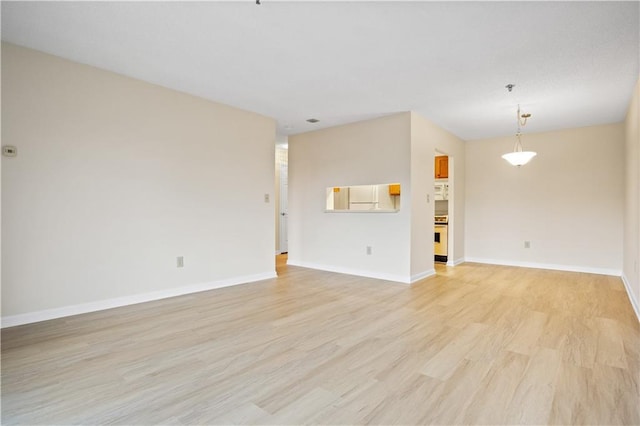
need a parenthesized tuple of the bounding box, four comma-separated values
(1, 43, 277, 323)
(465, 123, 625, 274)
(288, 113, 413, 282)
(623, 76, 640, 319)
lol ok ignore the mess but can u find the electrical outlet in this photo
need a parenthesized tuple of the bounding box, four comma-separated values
(2, 145, 17, 157)
(177, 256, 184, 268)
(366, 246, 372, 255)
(524, 241, 531, 249)
(264, 194, 270, 203)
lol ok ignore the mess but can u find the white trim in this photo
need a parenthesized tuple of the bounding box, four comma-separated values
(287, 259, 411, 284)
(464, 257, 621, 277)
(446, 258, 465, 266)
(410, 269, 436, 283)
(1, 271, 277, 328)
(622, 274, 640, 323)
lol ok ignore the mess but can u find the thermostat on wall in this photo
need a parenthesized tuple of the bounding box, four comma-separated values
(2, 145, 17, 157)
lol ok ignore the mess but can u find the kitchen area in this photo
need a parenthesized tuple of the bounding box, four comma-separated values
(434, 154, 449, 263)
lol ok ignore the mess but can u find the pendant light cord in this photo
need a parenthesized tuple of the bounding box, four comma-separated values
(513, 105, 523, 152)
(513, 104, 531, 153)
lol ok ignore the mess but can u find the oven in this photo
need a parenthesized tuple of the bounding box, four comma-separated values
(434, 215, 448, 262)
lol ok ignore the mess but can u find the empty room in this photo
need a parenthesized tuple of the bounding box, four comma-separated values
(1, 1, 639, 425)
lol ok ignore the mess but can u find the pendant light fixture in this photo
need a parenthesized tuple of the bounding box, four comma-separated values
(502, 85, 537, 166)
(502, 104, 536, 166)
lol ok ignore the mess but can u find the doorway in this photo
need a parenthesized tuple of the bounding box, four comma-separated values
(434, 149, 454, 267)
(276, 145, 288, 254)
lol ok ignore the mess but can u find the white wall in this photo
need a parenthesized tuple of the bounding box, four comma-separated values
(623, 76, 640, 320)
(1, 44, 277, 323)
(288, 113, 413, 282)
(465, 123, 624, 275)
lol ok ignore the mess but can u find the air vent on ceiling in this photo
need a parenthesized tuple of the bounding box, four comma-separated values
(306, 118, 319, 123)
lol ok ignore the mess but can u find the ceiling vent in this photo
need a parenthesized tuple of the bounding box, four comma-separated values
(306, 118, 319, 123)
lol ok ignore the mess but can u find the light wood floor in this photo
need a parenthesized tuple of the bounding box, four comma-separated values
(2, 257, 639, 425)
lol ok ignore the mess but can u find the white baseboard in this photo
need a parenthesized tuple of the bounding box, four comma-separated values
(286, 259, 411, 284)
(446, 257, 465, 267)
(464, 257, 621, 277)
(410, 269, 436, 283)
(621, 274, 640, 323)
(1, 271, 277, 328)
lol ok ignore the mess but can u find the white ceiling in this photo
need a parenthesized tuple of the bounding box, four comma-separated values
(2, 1, 638, 141)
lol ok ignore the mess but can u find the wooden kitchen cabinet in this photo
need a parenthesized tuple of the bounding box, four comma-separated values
(435, 156, 448, 179)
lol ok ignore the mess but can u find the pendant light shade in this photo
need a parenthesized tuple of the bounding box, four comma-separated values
(502, 132, 537, 166)
(502, 150, 537, 166)
(502, 103, 536, 166)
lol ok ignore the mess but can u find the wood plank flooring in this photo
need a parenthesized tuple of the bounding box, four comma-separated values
(2, 257, 639, 425)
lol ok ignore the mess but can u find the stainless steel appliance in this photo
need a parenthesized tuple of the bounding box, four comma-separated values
(434, 215, 448, 262)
